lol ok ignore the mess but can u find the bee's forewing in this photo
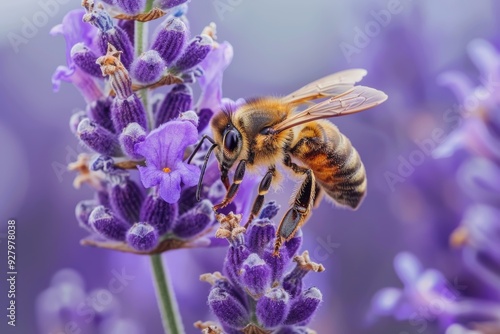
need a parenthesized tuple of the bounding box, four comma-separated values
(282, 69, 368, 105)
(274, 86, 388, 133)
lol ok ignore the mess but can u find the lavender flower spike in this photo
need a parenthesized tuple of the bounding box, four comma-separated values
(97, 44, 147, 132)
(135, 120, 200, 204)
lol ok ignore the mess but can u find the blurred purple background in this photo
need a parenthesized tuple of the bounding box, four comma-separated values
(1, 0, 499, 333)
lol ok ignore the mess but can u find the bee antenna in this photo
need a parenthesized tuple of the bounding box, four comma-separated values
(196, 143, 217, 201)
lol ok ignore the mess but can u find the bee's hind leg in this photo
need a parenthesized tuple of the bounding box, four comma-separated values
(213, 160, 247, 211)
(244, 166, 276, 228)
(274, 156, 316, 256)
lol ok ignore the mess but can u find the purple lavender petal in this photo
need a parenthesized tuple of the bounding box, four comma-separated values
(126, 222, 159, 251)
(197, 41, 233, 112)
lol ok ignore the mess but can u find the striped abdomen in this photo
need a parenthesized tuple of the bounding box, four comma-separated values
(288, 120, 366, 209)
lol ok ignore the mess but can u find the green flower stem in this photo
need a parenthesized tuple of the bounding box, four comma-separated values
(135, 0, 155, 130)
(150, 254, 185, 334)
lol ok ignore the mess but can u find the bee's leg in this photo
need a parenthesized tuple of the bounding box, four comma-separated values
(313, 182, 323, 208)
(274, 156, 316, 255)
(213, 160, 247, 211)
(244, 167, 276, 228)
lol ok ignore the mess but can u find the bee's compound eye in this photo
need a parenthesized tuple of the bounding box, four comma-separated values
(223, 130, 239, 152)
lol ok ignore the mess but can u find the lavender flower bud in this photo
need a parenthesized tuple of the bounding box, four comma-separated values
(89, 205, 128, 241)
(173, 199, 214, 239)
(179, 110, 199, 127)
(119, 122, 146, 159)
(140, 194, 178, 235)
(283, 251, 324, 299)
(71, 43, 102, 78)
(172, 35, 213, 72)
(98, 27, 134, 69)
(264, 249, 290, 283)
(284, 287, 322, 325)
(131, 50, 166, 84)
(256, 288, 290, 328)
(88, 98, 115, 133)
(75, 200, 98, 231)
(84, 3, 134, 69)
(126, 222, 159, 251)
(69, 111, 87, 135)
(112, 94, 147, 133)
(259, 201, 280, 220)
(117, 19, 134, 44)
(240, 254, 272, 298)
(284, 229, 303, 258)
(154, 0, 189, 9)
(115, 0, 145, 14)
(178, 186, 198, 214)
(90, 155, 115, 174)
(197, 108, 213, 132)
(77, 118, 121, 156)
(156, 84, 193, 126)
(246, 218, 275, 254)
(208, 287, 249, 329)
(109, 177, 144, 224)
(151, 17, 187, 65)
(223, 245, 250, 286)
(96, 189, 110, 207)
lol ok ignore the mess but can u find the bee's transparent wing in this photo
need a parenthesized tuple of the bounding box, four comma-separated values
(282, 69, 368, 105)
(273, 86, 388, 133)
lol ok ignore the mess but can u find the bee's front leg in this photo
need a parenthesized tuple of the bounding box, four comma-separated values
(213, 159, 247, 211)
(274, 156, 316, 256)
(244, 167, 276, 228)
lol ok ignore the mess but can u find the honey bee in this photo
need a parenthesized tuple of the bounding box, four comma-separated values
(189, 69, 387, 255)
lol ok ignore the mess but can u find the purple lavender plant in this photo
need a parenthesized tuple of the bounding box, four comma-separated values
(51, 1, 239, 333)
(197, 202, 324, 334)
(368, 39, 500, 333)
(36, 268, 144, 334)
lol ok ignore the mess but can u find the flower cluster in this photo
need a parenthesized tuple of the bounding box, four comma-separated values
(36, 268, 144, 334)
(368, 39, 500, 333)
(198, 202, 324, 334)
(51, 0, 235, 254)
